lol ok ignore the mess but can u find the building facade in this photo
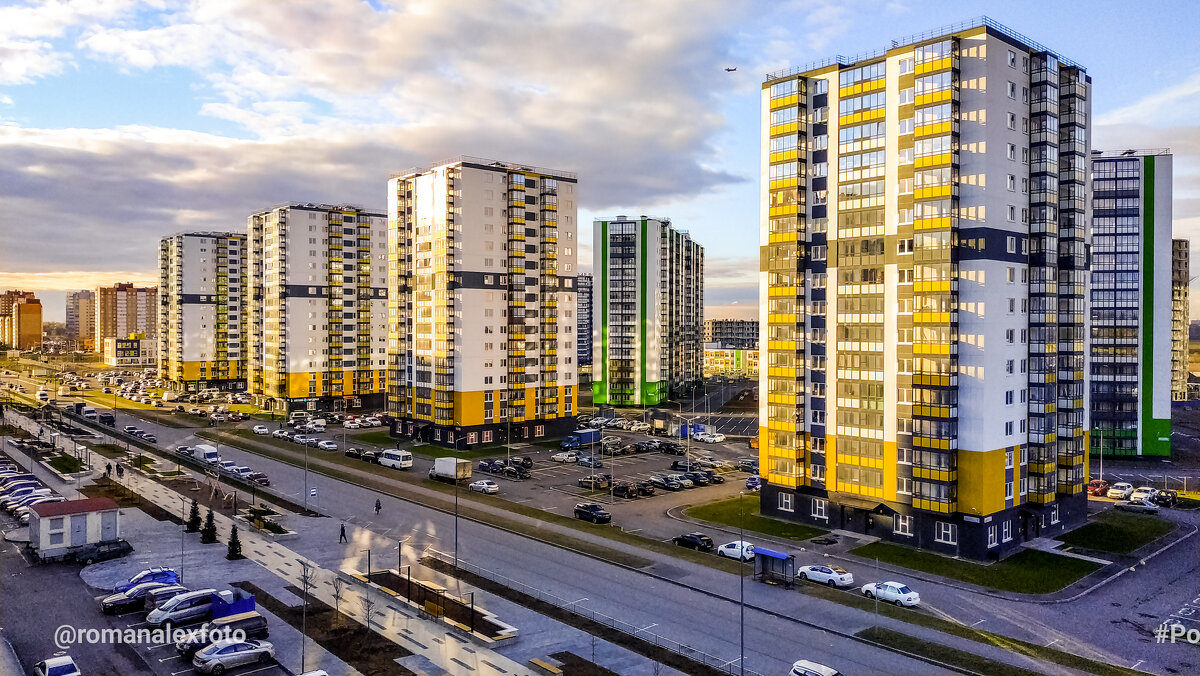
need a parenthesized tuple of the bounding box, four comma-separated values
(704, 319, 760, 349)
(102, 335, 157, 367)
(65, 290, 96, 350)
(759, 18, 1091, 560)
(387, 158, 580, 446)
(593, 216, 704, 406)
(1172, 239, 1189, 402)
(95, 284, 157, 350)
(158, 232, 249, 393)
(0, 290, 42, 350)
(703, 345, 759, 378)
(1089, 150, 1174, 456)
(577, 272, 593, 367)
(247, 204, 389, 413)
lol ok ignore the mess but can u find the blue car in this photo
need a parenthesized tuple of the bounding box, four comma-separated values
(745, 476, 762, 491)
(114, 567, 179, 593)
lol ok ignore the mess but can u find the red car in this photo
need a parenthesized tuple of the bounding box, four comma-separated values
(1086, 479, 1109, 496)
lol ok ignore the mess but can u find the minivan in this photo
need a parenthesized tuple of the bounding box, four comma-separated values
(146, 589, 228, 628)
(175, 611, 269, 657)
(378, 450, 413, 470)
(81, 407, 97, 420)
(144, 585, 190, 611)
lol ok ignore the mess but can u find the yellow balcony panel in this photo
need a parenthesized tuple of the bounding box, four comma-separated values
(769, 150, 799, 163)
(767, 420, 798, 433)
(767, 366, 798, 377)
(769, 205, 800, 217)
(1027, 492, 1055, 505)
(913, 498, 957, 513)
(1059, 483, 1084, 496)
(1058, 453, 1085, 466)
(913, 310, 951, 324)
(766, 472, 801, 489)
(767, 393, 796, 405)
(770, 121, 799, 135)
(913, 373, 952, 387)
(912, 435, 950, 450)
(913, 216, 952, 231)
(769, 178, 799, 190)
(913, 280, 952, 294)
(914, 152, 952, 169)
(912, 467, 957, 482)
(769, 93, 800, 110)
(915, 89, 952, 106)
(912, 343, 952, 356)
(767, 313, 797, 324)
(914, 185, 952, 200)
(913, 404, 951, 418)
(767, 340, 797, 351)
(768, 232, 800, 243)
(914, 121, 952, 139)
(768, 285, 798, 297)
(915, 56, 952, 75)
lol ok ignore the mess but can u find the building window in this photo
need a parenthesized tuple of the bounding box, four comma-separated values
(779, 492, 794, 513)
(1006, 481, 1014, 500)
(1007, 81, 1017, 98)
(1051, 505, 1060, 524)
(810, 464, 825, 481)
(812, 498, 828, 519)
(1002, 521, 1013, 542)
(988, 526, 998, 548)
(935, 521, 958, 545)
(535, 425, 545, 437)
(1005, 421, 1014, 436)
(894, 515, 913, 536)
(467, 432, 478, 445)
(482, 430, 494, 443)
(1005, 390, 1014, 404)
(1007, 50, 1017, 68)
(1006, 143, 1016, 160)
(897, 477, 913, 494)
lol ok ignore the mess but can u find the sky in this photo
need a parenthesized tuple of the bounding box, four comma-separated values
(2, 0, 1199, 323)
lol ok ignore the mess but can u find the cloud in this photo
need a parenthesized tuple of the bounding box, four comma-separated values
(0, 0, 145, 85)
(0, 270, 156, 291)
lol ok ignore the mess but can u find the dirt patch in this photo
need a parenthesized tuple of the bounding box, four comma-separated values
(233, 580, 414, 676)
(550, 651, 623, 676)
(421, 557, 709, 676)
(0, 424, 33, 439)
(81, 477, 181, 524)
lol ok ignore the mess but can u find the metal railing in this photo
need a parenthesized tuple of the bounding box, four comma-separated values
(425, 548, 765, 676)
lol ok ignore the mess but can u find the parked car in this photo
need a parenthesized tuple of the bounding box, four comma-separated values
(746, 476, 762, 491)
(716, 540, 756, 561)
(577, 476, 610, 490)
(100, 580, 171, 614)
(1115, 499, 1161, 514)
(1086, 479, 1110, 496)
(702, 469, 726, 484)
(503, 465, 532, 480)
(478, 459, 499, 473)
(667, 473, 695, 489)
(75, 538, 133, 565)
(114, 567, 179, 593)
(146, 588, 223, 628)
(175, 446, 195, 457)
(191, 639, 275, 674)
(574, 503, 612, 524)
(684, 471, 711, 486)
(1152, 489, 1179, 507)
(1106, 482, 1135, 500)
(636, 481, 656, 496)
(513, 455, 534, 468)
(143, 585, 190, 611)
(360, 451, 378, 463)
(176, 611, 270, 657)
(291, 435, 310, 445)
(252, 425, 269, 435)
(316, 440, 338, 451)
(551, 451, 578, 463)
(343, 420, 362, 429)
(798, 565, 855, 587)
(1129, 486, 1158, 503)
(142, 434, 158, 444)
(861, 581, 920, 607)
(33, 656, 81, 676)
(271, 430, 290, 439)
(706, 433, 727, 443)
(790, 660, 843, 676)
(577, 456, 604, 468)
(469, 480, 500, 494)
(649, 475, 682, 491)
(612, 483, 639, 499)
(247, 472, 270, 486)
(671, 459, 700, 472)
(672, 532, 715, 552)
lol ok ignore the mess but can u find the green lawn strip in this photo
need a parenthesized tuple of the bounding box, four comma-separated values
(348, 430, 396, 446)
(86, 443, 129, 459)
(129, 454, 155, 471)
(856, 626, 1046, 676)
(1055, 510, 1175, 554)
(409, 443, 508, 460)
(685, 494, 826, 541)
(47, 454, 85, 473)
(850, 542, 1099, 594)
(0, 424, 33, 439)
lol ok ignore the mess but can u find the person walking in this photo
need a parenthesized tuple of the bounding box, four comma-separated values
(105, 463, 112, 476)
(374, 498, 382, 515)
(339, 523, 348, 544)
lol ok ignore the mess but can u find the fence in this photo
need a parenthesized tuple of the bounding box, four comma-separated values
(425, 548, 766, 676)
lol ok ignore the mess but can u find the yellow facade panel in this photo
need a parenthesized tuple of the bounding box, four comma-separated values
(957, 447, 1006, 515)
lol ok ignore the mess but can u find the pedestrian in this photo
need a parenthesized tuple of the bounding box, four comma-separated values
(105, 463, 112, 476)
(115, 464, 124, 478)
(339, 523, 348, 543)
(375, 498, 382, 515)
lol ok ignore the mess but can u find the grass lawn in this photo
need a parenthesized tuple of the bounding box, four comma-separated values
(685, 494, 826, 541)
(409, 444, 509, 460)
(1056, 509, 1175, 554)
(47, 454, 85, 473)
(857, 626, 1044, 676)
(850, 542, 1100, 594)
(88, 443, 130, 459)
(349, 429, 397, 446)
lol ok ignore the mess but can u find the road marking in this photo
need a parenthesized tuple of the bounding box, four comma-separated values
(1131, 661, 1144, 671)
(970, 619, 986, 627)
(1045, 638, 1060, 647)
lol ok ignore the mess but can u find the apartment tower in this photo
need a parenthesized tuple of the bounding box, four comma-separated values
(705, 319, 760, 349)
(593, 216, 704, 406)
(65, 290, 96, 350)
(760, 18, 1091, 559)
(577, 273, 594, 368)
(0, 291, 42, 349)
(387, 158, 580, 446)
(95, 283, 157, 349)
(1172, 239, 1189, 402)
(158, 232, 249, 393)
(247, 204, 389, 412)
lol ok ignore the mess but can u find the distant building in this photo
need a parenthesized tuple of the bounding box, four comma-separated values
(65, 290, 96, 350)
(102, 334, 157, 368)
(0, 290, 42, 350)
(704, 319, 759, 349)
(578, 273, 593, 367)
(1090, 150, 1174, 456)
(703, 344, 758, 378)
(95, 283, 157, 350)
(1172, 239, 1190, 401)
(247, 204, 389, 413)
(158, 232, 249, 393)
(593, 215, 703, 406)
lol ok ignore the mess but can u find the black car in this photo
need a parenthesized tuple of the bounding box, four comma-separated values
(634, 440, 659, 453)
(636, 481, 656, 496)
(672, 459, 701, 471)
(175, 446, 194, 457)
(247, 472, 270, 486)
(704, 470, 726, 484)
(99, 580, 167, 614)
(514, 456, 534, 468)
(574, 503, 612, 524)
(74, 538, 133, 565)
(612, 483, 639, 499)
(345, 447, 363, 459)
(503, 465, 532, 480)
(672, 532, 715, 552)
(649, 475, 682, 491)
(685, 471, 711, 486)
(360, 450, 378, 463)
(578, 476, 610, 489)
(478, 459, 498, 472)
(1153, 489, 1179, 507)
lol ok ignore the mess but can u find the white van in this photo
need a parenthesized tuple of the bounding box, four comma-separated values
(195, 444, 221, 465)
(81, 407, 97, 420)
(36, 391, 49, 402)
(378, 449, 413, 470)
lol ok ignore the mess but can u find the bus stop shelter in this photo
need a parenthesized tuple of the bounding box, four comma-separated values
(753, 547, 795, 588)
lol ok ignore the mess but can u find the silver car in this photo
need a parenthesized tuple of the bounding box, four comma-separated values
(192, 639, 275, 674)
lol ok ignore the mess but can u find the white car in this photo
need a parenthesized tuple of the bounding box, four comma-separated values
(551, 451, 578, 463)
(790, 660, 843, 676)
(708, 433, 727, 443)
(362, 417, 382, 427)
(715, 540, 756, 561)
(1107, 482, 1135, 500)
(861, 581, 920, 607)
(316, 440, 338, 451)
(630, 422, 651, 432)
(692, 432, 714, 443)
(292, 435, 310, 445)
(271, 429, 289, 438)
(252, 425, 270, 435)
(798, 564, 854, 587)
(34, 656, 81, 676)
(469, 480, 499, 494)
(343, 420, 362, 429)
(1129, 486, 1158, 502)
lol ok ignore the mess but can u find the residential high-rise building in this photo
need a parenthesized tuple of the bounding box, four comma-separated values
(1089, 150, 1174, 455)
(0, 290, 42, 349)
(158, 232, 249, 393)
(593, 215, 703, 406)
(1172, 239, 1190, 402)
(387, 158, 580, 445)
(760, 18, 1090, 559)
(247, 204, 389, 413)
(95, 283, 157, 350)
(577, 273, 593, 367)
(703, 345, 759, 378)
(65, 290, 96, 350)
(704, 318, 759, 349)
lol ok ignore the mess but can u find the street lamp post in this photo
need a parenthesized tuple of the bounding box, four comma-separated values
(363, 548, 372, 580)
(738, 491, 746, 676)
(178, 496, 187, 584)
(454, 431, 462, 571)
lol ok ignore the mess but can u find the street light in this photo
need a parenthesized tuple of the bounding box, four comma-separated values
(178, 496, 188, 584)
(396, 535, 411, 572)
(738, 490, 746, 676)
(362, 548, 373, 580)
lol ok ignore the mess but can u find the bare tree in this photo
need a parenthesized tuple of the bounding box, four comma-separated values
(359, 593, 378, 634)
(331, 576, 346, 627)
(298, 560, 316, 673)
